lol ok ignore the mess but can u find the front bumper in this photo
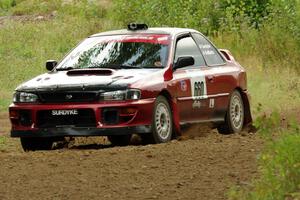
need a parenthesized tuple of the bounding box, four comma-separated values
(11, 125, 151, 138)
(9, 98, 155, 138)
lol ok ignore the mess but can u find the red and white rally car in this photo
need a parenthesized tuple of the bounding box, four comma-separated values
(9, 23, 252, 151)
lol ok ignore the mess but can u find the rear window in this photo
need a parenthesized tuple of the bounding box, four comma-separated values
(192, 33, 225, 66)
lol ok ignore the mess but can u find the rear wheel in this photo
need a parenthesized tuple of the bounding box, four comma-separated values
(20, 137, 54, 151)
(147, 96, 173, 144)
(108, 135, 132, 146)
(217, 90, 244, 134)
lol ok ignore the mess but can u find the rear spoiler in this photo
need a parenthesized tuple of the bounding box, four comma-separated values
(219, 49, 236, 62)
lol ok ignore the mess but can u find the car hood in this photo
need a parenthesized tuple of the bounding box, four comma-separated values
(16, 68, 160, 92)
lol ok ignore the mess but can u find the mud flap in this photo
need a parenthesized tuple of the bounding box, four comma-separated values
(170, 98, 181, 136)
(241, 91, 252, 126)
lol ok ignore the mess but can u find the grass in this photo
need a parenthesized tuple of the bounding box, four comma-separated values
(0, 0, 15, 15)
(228, 123, 300, 200)
(0, 19, 100, 111)
(212, 32, 300, 117)
(236, 58, 300, 117)
(0, 0, 113, 112)
(0, 136, 7, 149)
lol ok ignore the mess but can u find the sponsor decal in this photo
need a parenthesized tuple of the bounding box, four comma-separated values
(199, 44, 215, 55)
(187, 71, 207, 109)
(202, 50, 215, 55)
(52, 110, 78, 116)
(193, 100, 201, 108)
(180, 80, 187, 91)
(189, 75, 207, 100)
(65, 94, 73, 100)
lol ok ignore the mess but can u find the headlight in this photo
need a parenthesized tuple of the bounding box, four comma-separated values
(13, 92, 38, 103)
(100, 89, 141, 101)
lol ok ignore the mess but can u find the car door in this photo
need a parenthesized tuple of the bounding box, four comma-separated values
(191, 32, 235, 121)
(172, 35, 211, 123)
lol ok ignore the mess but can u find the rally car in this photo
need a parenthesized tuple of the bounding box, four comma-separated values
(9, 23, 252, 151)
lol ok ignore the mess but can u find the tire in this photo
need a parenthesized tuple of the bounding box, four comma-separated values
(20, 137, 54, 151)
(108, 135, 132, 146)
(149, 96, 173, 143)
(217, 90, 244, 134)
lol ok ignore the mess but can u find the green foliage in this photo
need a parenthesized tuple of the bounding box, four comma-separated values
(111, 0, 272, 32)
(229, 124, 300, 200)
(229, 106, 300, 200)
(0, 18, 102, 91)
(111, 0, 219, 35)
(111, 0, 300, 73)
(220, 0, 271, 30)
(0, 0, 15, 9)
(0, 136, 6, 148)
(0, 0, 108, 111)
(0, 0, 16, 14)
(254, 110, 281, 138)
(10, 0, 106, 19)
(11, 0, 61, 15)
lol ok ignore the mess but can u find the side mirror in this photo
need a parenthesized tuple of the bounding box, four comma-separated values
(46, 60, 57, 71)
(174, 56, 194, 71)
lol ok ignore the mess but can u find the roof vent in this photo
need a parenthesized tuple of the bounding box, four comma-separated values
(127, 23, 148, 31)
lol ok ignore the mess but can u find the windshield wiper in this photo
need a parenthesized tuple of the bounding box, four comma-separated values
(57, 64, 142, 71)
(56, 66, 75, 71)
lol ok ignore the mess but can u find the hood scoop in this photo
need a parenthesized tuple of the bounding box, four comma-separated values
(67, 69, 114, 76)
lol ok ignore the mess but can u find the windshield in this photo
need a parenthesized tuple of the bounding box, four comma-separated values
(56, 34, 171, 70)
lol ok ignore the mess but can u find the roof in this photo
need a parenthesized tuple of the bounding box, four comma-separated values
(90, 27, 200, 38)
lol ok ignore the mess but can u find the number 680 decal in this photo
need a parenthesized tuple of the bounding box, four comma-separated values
(189, 74, 207, 100)
(188, 73, 207, 108)
(194, 81, 205, 97)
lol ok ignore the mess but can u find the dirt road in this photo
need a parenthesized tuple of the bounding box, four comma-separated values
(0, 125, 263, 200)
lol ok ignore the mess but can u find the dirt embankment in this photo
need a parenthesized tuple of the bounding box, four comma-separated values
(0, 127, 263, 200)
(0, 14, 55, 26)
(0, 113, 10, 136)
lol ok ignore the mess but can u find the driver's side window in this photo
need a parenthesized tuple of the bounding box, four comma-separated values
(175, 36, 206, 67)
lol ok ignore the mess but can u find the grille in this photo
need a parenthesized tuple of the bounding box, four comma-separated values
(19, 110, 32, 126)
(102, 109, 119, 125)
(38, 92, 98, 103)
(36, 109, 96, 128)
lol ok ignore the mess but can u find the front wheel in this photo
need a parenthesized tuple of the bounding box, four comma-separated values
(149, 96, 173, 143)
(20, 137, 54, 151)
(217, 90, 244, 134)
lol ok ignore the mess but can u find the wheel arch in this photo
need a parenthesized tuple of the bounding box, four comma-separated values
(158, 90, 181, 136)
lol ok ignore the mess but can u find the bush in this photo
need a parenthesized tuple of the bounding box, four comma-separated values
(111, 0, 272, 32)
(111, 0, 300, 73)
(219, 0, 271, 31)
(0, 0, 16, 14)
(0, 0, 15, 9)
(229, 126, 300, 200)
(111, 0, 220, 35)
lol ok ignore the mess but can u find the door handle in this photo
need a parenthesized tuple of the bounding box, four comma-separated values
(208, 75, 214, 82)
